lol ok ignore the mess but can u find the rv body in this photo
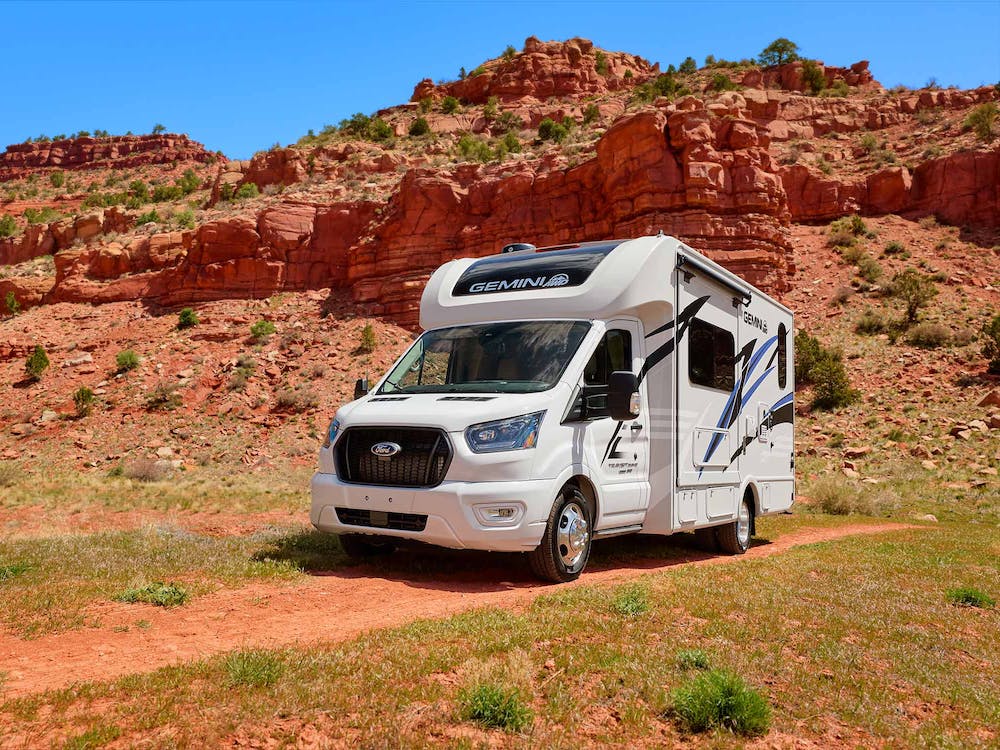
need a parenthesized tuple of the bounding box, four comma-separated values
(311, 235, 794, 581)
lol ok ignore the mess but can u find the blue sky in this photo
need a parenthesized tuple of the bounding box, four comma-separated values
(4, 0, 998, 159)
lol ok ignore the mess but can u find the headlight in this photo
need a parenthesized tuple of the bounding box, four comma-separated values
(465, 411, 544, 453)
(323, 418, 342, 449)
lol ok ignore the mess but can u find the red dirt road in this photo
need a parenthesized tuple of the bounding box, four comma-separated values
(0, 523, 914, 697)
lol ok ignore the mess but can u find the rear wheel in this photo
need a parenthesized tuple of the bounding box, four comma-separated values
(529, 487, 592, 583)
(338, 534, 397, 559)
(716, 495, 753, 554)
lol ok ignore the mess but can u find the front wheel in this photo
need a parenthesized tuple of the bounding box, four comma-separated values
(716, 496, 753, 554)
(528, 488, 592, 583)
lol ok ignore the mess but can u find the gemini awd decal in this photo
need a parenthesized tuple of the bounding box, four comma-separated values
(467, 273, 570, 294)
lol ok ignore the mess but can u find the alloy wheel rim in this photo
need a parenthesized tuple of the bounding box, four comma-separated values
(737, 501, 751, 547)
(556, 501, 589, 568)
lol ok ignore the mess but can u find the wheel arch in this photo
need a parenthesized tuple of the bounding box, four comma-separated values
(563, 474, 599, 524)
(741, 480, 758, 536)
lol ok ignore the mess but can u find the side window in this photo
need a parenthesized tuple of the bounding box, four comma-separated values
(689, 318, 735, 391)
(572, 329, 632, 419)
(777, 323, 787, 389)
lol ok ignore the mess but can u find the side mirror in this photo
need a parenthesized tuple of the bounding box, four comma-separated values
(353, 377, 369, 400)
(608, 371, 640, 421)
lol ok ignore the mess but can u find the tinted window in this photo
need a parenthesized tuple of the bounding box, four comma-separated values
(777, 323, 787, 389)
(452, 243, 621, 296)
(568, 329, 632, 420)
(689, 318, 735, 392)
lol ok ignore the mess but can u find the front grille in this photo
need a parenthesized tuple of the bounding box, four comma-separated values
(336, 507, 428, 532)
(335, 427, 452, 488)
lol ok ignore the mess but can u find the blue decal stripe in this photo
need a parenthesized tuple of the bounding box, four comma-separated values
(770, 393, 793, 411)
(740, 367, 776, 410)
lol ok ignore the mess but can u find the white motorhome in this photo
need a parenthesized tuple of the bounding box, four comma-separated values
(311, 234, 794, 582)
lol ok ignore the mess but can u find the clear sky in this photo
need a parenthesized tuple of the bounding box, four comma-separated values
(4, 0, 999, 159)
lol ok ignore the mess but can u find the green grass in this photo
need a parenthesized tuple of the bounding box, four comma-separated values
(114, 582, 189, 607)
(670, 669, 771, 736)
(61, 723, 121, 749)
(458, 682, 533, 732)
(946, 587, 995, 609)
(676, 649, 711, 671)
(1, 523, 996, 746)
(224, 649, 285, 687)
(611, 582, 650, 617)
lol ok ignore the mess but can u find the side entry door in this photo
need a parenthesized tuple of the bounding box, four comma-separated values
(676, 272, 742, 488)
(572, 320, 649, 527)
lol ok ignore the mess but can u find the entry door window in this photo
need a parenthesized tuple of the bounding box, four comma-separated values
(688, 318, 735, 392)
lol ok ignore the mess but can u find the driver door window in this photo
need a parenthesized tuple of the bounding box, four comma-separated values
(569, 330, 632, 420)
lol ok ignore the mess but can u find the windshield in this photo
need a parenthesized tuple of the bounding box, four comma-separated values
(379, 321, 591, 394)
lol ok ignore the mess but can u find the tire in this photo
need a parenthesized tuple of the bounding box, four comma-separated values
(694, 527, 718, 552)
(716, 495, 753, 554)
(338, 534, 397, 558)
(528, 487, 593, 583)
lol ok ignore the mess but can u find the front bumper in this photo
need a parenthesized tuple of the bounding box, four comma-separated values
(310, 472, 556, 552)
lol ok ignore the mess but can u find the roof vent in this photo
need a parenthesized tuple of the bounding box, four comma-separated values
(500, 242, 536, 254)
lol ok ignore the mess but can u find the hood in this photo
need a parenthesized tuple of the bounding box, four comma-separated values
(333, 385, 570, 434)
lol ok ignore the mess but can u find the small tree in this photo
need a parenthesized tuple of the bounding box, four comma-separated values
(800, 60, 826, 95)
(235, 182, 259, 200)
(4, 291, 19, 316)
(0, 214, 16, 238)
(982, 313, 1000, 374)
(441, 96, 461, 115)
(74, 387, 95, 417)
(408, 117, 430, 136)
(594, 50, 609, 75)
(679, 56, 697, 74)
(538, 117, 569, 142)
(358, 322, 377, 353)
(890, 268, 938, 324)
(152, 123, 166, 134)
(177, 307, 199, 329)
(758, 38, 800, 67)
(25, 345, 49, 381)
(963, 102, 997, 143)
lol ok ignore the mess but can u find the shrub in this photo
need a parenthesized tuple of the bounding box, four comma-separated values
(459, 682, 532, 732)
(275, 385, 319, 412)
(73, 386, 95, 417)
(23, 207, 59, 224)
(859, 133, 879, 153)
(679, 56, 697, 74)
(907, 322, 951, 348)
(670, 669, 771, 736)
(811, 355, 860, 410)
(537, 117, 569, 143)
(888, 268, 938, 324)
(224, 649, 285, 687)
(676, 649, 711, 670)
(963, 102, 997, 143)
(146, 382, 182, 411)
(115, 582, 188, 607)
(129, 180, 150, 203)
(758, 38, 800, 67)
(709, 73, 738, 92)
(408, 117, 430, 136)
(808, 476, 884, 515)
(49, 171, 65, 188)
(152, 123, 166, 134)
(483, 96, 498, 120)
(855, 308, 886, 335)
(152, 184, 183, 202)
(582, 103, 600, 125)
(611, 583, 650, 617)
(855, 254, 882, 283)
(135, 209, 161, 226)
(502, 45, 516, 61)
(177, 307, 199, 329)
(496, 131, 521, 158)
(632, 72, 690, 103)
(594, 50, 609, 75)
(115, 349, 140, 372)
(0, 561, 29, 580)
(368, 117, 393, 141)
(4, 291, 19, 316)
(946, 587, 995, 608)
(821, 80, 850, 97)
(0, 461, 24, 489)
(884, 240, 905, 255)
(456, 134, 493, 163)
(175, 208, 196, 229)
(801, 60, 826, 95)
(980, 314, 1000, 374)
(235, 183, 259, 200)
(178, 168, 200, 194)
(492, 111, 523, 134)
(358, 322, 377, 353)
(794, 330, 824, 384)
(0, 214, 16, 237)
(25, 345, 49, 381)
(250, 319, 277, 341)
(441, 96, 460, 114)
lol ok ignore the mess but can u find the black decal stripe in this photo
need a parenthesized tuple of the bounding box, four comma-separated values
(770, 402, 794, 427)
(764, 346, 778, 370)
(644, 320, 675, 339)
(601, 421, 625, 464)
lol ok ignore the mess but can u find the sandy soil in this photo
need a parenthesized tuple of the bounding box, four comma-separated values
(0, 522, 914, 697)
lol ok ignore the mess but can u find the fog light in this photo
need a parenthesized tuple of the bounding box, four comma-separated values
(474, 503, 524, 526)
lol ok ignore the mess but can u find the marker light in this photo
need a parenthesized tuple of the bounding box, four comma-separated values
(465, 411, 545, 453)
(323, 418, 342, 449)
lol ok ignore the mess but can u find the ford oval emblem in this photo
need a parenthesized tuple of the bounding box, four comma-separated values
(371, 441, 402, 457)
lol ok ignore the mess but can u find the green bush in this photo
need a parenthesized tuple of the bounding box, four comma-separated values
(368, 117, 393, 141)
(821, 79, 850, 97)
(175, 208, 196, 229)
(224, 649, 285, 687)
(468, 66, 485, 77)
(855, 308, 887, 335)
(235, 183, 259, 200)
(670, 669, 771, 736)
(250, 319, 277, 341)
(456, 134, 494, 162)
(492, 111, 523, 133)
(758, 38, 800, 67)
(855, 254, 882, 283)
(73, 386, 95, 417)
(537, 117, 569, 142)
(632, 72, 690, 103)
(497, 131, 522, 157)
(963, 102, 997, 143)
(25, 345, 49, 381)
(115, 582, 188, 607)
(594, 50, 609, 75)
(129, 180, 151, 203)
(49, 171, 65, 188)
(676, 649, 711, 670)
(801, 60, 826, 94)
(679, 56, 697, 74)
(135, 209, 161, 226)
(0, 214, 16, 237)
(152, 184, 183, 202)
(611, 583, 650, 617)
(907, 322, 951, 348)
(146, 382, 182, 411)
(358, 322, 377, 353)
(888, 268, 938, 324)
(4, 291, 19, 316)
(115, 349, 140, 372)
(23, 207, 59, 224)
(408, 117, 430, 136)
(441, 96, 461, 114)
(709, 73, 738, 92)
(946, 587, 995, 608)
(178, 168, 200, 194)
(980, 314, 1000, 374)
(582, 103, 600, 125)
(795, 331, 858, 410)
(177, 307, 199, 329)
(459, 682, 532, 732)
(502, 45, 516, 61)
(152, 124, 166, 134)
(884, 240, 905, 255)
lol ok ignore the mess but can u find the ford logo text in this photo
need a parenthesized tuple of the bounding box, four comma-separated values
(371, 442, 402, 457)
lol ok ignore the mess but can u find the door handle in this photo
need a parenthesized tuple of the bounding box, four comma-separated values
(630, 424, 643, 431)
